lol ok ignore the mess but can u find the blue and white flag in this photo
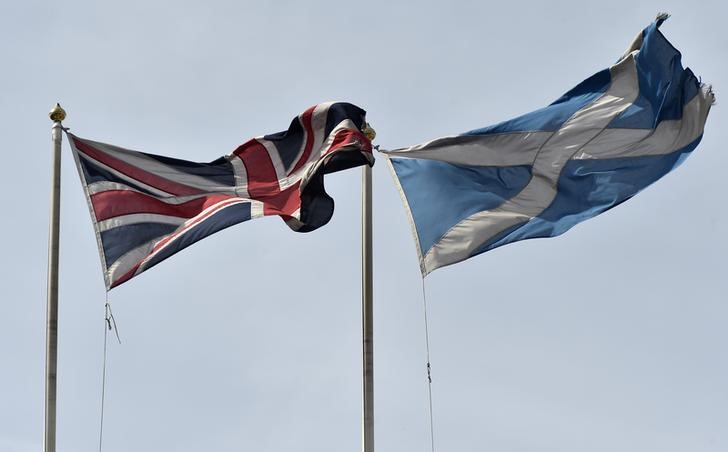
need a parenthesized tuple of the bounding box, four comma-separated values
(383, 16, 713, 276)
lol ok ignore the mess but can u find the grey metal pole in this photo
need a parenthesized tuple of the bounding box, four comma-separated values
(45, 103, 65, 452)
(361, 162, 374, 452)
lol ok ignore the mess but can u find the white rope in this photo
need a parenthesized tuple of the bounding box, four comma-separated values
(98, 295, 120, 452)
(421, 277, 435, 452)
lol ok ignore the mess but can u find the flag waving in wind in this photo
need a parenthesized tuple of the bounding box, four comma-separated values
(69, 102, 373, 289)
(384, 16, 713, 276)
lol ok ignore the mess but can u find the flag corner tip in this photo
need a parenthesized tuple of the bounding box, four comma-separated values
(655, 12, 671, 26)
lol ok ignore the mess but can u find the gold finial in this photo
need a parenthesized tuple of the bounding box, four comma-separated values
(49, 103, 66, 122)
(363, 122, 376, 141)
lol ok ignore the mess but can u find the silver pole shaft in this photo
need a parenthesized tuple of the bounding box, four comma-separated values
(361, 165, 374, 452)
(45, 104, 65, 452)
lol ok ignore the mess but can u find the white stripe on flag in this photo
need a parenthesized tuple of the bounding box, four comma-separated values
(229, 155, 250, 198)
(97, 214, 186, 232)
(574, 90, 713, 160)
(250, 200, 265, 219)
(382, 131, 552, 167)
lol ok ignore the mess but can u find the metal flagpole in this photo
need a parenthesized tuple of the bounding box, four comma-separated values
(361, 164, 374, 452)
(45, 103, 66, 452)
(361, 125, 375, 452)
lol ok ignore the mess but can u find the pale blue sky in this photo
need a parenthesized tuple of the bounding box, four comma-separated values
(2, 1, 727, 451)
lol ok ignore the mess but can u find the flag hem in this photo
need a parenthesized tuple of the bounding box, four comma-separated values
(66, 132, 112, 290)
(382, 153, 427, 275)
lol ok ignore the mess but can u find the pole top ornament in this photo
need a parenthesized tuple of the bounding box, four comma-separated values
(363, 122, 376, 141)
(49, 103, 66, 122)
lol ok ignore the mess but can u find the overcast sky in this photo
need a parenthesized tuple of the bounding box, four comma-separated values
(2, 1, 727, 451)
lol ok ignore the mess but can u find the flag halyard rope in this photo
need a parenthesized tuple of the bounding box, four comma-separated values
(421, 277, 435, 452)
(98, 295, 121, 452)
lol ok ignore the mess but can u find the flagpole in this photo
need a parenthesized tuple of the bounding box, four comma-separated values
(361, 124, 375, 452)
(361, 162, 374, 452)
(45, 103, 65, 452)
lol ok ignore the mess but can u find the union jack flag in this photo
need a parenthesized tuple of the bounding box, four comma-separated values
(68, 102, 373, 289)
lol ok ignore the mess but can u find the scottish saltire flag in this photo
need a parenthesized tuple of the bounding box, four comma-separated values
(384, 16, 713, 276)
(68, 102, 373, 289)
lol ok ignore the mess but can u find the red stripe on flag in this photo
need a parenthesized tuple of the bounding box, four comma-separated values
(71, 135, 203, 197)
(232, 139, 281, 199)
(91, 190, 232, 221)
(290, 106, 316, 174)
(261, 181, 301, 216)
(325, 129, 373, 156)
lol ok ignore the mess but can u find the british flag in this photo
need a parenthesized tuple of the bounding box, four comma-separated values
(68, 102, 373, 289)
